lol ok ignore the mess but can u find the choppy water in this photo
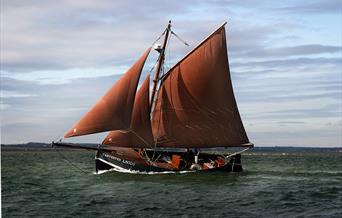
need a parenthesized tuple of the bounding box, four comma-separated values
(2, 149, 342, 217)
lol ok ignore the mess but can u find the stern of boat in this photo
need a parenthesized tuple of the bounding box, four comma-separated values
(224, 154, 243, 172)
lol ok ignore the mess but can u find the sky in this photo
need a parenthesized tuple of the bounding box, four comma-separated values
(0, 0, 341, 147)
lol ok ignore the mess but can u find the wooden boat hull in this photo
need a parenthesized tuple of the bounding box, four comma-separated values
(95, 147, 243, 173)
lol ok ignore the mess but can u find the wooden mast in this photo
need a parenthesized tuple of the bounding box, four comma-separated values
(150, 20, 171, 106)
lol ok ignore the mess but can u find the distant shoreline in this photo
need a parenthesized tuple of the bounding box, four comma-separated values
(1, 142, 97, 151)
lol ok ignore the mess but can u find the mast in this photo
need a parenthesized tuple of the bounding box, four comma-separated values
(150, 20, 171, 107)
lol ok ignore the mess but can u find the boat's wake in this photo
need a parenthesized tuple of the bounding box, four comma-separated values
(94, 167, 194, 175)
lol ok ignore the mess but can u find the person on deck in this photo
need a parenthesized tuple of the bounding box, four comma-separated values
(190, 149, 202, 170)
(181, 149, 195, 169)
(194, 148, 199, 164)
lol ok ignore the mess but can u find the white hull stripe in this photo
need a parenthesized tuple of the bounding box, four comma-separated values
(96, 158, 127, 171)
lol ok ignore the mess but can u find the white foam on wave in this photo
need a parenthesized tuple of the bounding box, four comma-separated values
(93, 167, 194, 175)
(94, 169, 116, 175)
(94, 157, 195, 175)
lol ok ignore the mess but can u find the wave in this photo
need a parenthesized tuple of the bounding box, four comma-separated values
(93, 166, 194, 175)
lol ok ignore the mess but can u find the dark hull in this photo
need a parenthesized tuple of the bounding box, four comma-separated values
(95, 147, 243, 174)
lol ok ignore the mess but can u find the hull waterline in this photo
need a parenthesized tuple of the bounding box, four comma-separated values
(95, 148, 243, 174)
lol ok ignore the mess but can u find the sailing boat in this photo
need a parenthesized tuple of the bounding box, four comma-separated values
(52, 21, 253, 173)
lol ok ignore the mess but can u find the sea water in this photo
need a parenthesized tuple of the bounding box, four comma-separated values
(2, 149, 342, 217)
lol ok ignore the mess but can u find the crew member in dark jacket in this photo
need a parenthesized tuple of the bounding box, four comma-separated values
(181, 149, 195, 169)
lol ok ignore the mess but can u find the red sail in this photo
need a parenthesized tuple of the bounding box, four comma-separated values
(151, 26, 250, 148)
(102, 75, 154, 147)
(64, 48, 151, 138)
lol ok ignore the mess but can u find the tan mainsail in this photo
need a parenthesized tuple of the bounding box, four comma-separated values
(64, 48, 151, 138)
(151, 26, 250, 148)
(102, 75, 154, 147)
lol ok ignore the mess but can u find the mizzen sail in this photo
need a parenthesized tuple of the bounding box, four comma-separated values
(64, 48, 151, 138)
(151, 26, 250, 148)
(102, 75, 154, 147)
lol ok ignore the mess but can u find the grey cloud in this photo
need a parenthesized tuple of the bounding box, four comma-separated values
(232, 57, 341, 69)
(1, 74, 122, 116)
(233, 78, 341, 103)
(233, 74, 341, 103)
(325, 120, 342, 127)
(279, 0, 342, 14)
(227, 25, 277, 53)
(237, 44, 342, 59)
(0, 74, 125, 143)
(244, 103, 341, 120)
(248, 127, 341, 147)
(276, 121, 305, 124)
(237, 89, 341, 103)
(267, 107, 340, 119)
(1, 0, 281, 72)
(1, 0, 341, 146)
(2, 0, 339, 73)
(0, 1, 174, 71)
(0, 69, 156, 144)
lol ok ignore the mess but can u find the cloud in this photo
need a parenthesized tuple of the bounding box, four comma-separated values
(0, 74, 123, 143)
(248, 126, 341, 147)
(262, 107, 340, 119)
(279, 0, 342, 14)
(1, 0, 341, 146)
(1, 0, 284, 73)
(232, 57, 341, 69)
(237, 44, 342, 59)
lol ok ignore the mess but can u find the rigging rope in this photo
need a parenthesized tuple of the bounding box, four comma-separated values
(171, 30, 189, 47)
(224, 147, 251, 159)
(151, 28, 167, 46)
(148, 57, 160, 74)
(53, 147, 89, 174)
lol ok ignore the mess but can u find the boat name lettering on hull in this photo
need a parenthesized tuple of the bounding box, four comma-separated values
(102, 153, 135, 166)
(122, 159, 135, 166)
(103, 153, 121, 162)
